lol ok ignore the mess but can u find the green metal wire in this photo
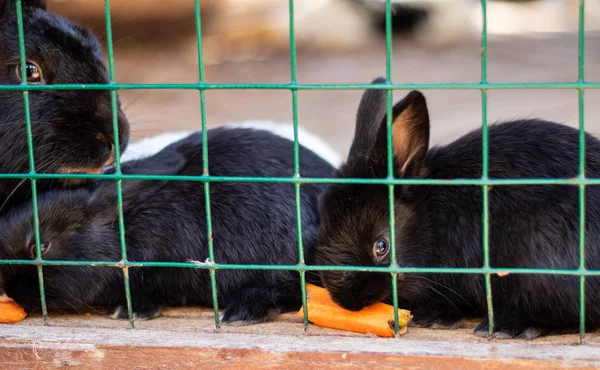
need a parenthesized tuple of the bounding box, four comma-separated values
(3, 259, 600, 276)
(479, 0, 494, 338)
(1, 82, 599, 91)
(577, 0, 586, 345)
(103, 0, 134, 328)
(15, 0, 48, 323)
(0, 0, 594, 340)
(287, 0, 310, 331)
(194, 0, 220, 329)
(383, 0, 401, 336)
(1, 173, 599, 186)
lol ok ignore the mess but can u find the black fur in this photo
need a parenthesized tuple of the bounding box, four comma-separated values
(0, 128, 334, 324)
(0, 0, 129, 212)
(316, 77, 600, 339)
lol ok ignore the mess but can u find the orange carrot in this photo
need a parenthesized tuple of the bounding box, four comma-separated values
(297, 284, 412, 337)
(0, 301, 27, 323)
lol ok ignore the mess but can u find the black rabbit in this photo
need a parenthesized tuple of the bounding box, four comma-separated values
(0, 0, 130, 213)
(315, 77, 600, 339)
(0, 127, 334, 323)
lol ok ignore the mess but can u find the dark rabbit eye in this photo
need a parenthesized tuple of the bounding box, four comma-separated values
(16, 62, 43, 84)
(373, 237, 390, 258)
(29, 242, 51, 258)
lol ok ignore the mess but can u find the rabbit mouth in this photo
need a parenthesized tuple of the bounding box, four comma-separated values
(57, 166, 105, 186)
(56, 149, 116, 181)
(61, 167, 103, 174)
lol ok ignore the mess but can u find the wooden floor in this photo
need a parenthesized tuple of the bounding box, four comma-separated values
(2, 307, 600, 369)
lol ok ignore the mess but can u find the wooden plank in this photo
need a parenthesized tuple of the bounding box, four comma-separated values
(1, 325, 600, 369)
(2, 344, 598, 370)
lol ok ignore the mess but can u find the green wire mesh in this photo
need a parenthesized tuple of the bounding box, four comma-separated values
(0, 0, 592, 344)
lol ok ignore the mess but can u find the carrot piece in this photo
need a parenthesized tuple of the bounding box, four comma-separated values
(304, 283, 333, 302)
(297, 284, 412, 337)
(0, 301, 27, 323)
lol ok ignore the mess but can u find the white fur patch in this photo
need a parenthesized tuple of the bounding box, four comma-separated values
(108, 306, 123, 320)
(120, 131, 194, 163)
(122, 121, 341, 167)
(223, 120, 341, 167)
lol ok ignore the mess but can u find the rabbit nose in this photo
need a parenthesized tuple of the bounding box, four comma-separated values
(332, 292, 366, 311)
(95, 133, 116, 167)
(360, 291, 379, 307)
(103, 143, 115, 167)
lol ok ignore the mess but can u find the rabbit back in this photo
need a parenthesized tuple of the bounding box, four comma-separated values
(396, 120, 600, 337)
(104, 128, 334, 321)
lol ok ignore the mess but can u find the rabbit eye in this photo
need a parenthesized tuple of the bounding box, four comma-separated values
(16, 62, 43, 84)
(29, 242, 51, 258)
(373, 237, 390, 258)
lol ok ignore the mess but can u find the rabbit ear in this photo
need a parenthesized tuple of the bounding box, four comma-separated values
(374, 90, 430, 179)
(348, 77, 388, 161)
(91, 149, 187, 207)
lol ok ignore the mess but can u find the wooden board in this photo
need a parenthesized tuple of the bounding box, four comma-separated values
(2, 308, 600, 369)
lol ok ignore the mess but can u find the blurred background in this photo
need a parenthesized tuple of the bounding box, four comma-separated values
(47, 0, 600, 157)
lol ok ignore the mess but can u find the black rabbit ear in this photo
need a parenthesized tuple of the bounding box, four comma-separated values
(348, 77, 388, 161)
(374, 90, 430, 179)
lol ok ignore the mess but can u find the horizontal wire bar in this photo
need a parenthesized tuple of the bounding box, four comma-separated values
(0, 173, 598, 185)
(0, 82, 600, 91)
(1, 259, 598, 276)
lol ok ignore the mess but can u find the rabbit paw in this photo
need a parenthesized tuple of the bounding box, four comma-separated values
(410, 311, 465, 329)
(221, 299, 282, 325)
(107, 305, 163, 321)
(473, 318, 545, 340)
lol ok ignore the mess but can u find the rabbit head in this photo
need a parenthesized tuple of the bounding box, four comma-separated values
(315, 77, 430, 311)
(0, 0, 130, 206)
(0, 148, 186, 313)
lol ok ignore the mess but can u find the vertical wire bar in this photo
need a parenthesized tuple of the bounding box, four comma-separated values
(288, 0, 309, 330)
(480, 0, 494, 338)
(104, 0, 133, 327)
(195, 0, 220, 328)
(15, 0, 48, 322)
(289, 0, 298, 85)
(384, 0, 400, 335)
(577, 0, 586, 345)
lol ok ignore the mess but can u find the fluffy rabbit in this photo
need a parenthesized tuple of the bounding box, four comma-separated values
(315, 77, 600, 339)
(0, 0, 130, 212)
(0, 126, 334, 323)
